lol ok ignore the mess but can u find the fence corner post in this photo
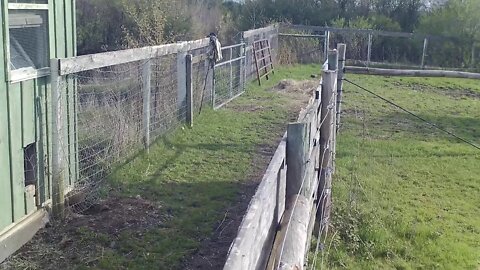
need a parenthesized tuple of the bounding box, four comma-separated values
(186, 54, 193, 127)
(50, 58, 65, 220)
(142, 60, 152, 151)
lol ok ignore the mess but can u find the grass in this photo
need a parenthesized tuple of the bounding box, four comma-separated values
(86, 64, 321, 269)
(322, 75, 480, 269)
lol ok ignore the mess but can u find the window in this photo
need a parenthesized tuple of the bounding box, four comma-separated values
(7, 1, 49, 82)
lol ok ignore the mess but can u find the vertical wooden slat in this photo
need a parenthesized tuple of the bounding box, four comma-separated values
(0, 1, 14, 230)
(35, 78, 47, 206)
(8, 83, 27, 221)
(22, 80, 36, 147)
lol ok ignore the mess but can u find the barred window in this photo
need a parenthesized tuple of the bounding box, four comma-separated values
(7, 1, 49, 81)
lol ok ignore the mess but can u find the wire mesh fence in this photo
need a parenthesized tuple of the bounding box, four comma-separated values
(45, 40, 219, 216)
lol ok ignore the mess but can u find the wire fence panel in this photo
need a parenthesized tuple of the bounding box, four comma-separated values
(65, 61, 146, 212)
(49, 42, 213, 215)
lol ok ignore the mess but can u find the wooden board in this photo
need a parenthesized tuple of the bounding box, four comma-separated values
(224, 134, 287, 270)
(0, 3, 13, 231)
(345, 66, 480, 79)
(8, 83, 27, 222)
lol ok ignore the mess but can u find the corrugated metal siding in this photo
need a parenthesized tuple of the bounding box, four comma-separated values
(0, 0, 76, 232)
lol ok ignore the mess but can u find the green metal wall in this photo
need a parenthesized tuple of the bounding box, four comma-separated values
(0, 0, 76, 232)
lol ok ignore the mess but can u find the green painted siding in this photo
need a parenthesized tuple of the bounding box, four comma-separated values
(0, 7, 13, 228)
(0, 0, 76, 232)
(7, 82, 26, 222)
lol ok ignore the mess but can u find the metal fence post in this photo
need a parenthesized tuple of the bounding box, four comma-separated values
(142, 60, 151, 152)
(50, 59, 65, 219)
(186, 54, 193, 127)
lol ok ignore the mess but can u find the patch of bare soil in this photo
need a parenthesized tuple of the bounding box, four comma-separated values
(1, 197, 165, 270)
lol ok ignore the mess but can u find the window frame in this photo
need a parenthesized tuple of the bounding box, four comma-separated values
(5, 2, 50, 83)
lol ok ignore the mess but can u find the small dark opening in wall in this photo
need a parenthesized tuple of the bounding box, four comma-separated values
(24, 143, 37, 187)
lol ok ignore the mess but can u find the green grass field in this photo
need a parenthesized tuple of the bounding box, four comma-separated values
(322, 75, 480, 269)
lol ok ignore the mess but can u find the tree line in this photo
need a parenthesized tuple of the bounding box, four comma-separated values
(77, 0, 479, 69)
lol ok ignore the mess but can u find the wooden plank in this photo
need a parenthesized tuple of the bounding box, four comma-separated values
(268, 195, 312, 270)
(0, 209, 49, 263)
(345, 66, 480, 79)
(35, 77, 47, 206)
(21, 80, 36, 147)
(59, 39, 210, 75)
(224, 134, 287, 270)
(279, 33, 326, 38)
(243, 24, 278, 39)
(64, 0, 74, 57)
(0, 3, 13, 231)
(55, 0, 66, 58)
(8, 83, 27, 221)
(0, 85, 13, 230)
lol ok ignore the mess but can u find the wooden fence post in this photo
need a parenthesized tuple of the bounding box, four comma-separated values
(367, 34, 373, 67)
(142, 60, 152, 151)
(229, 47, 234, 97)
(51, 59, 65, 219)
(317, 71, 336, 235)
(421, 38, 429, 69)
(336, 44, 346, 131)
(328, 50, 338, 173)
(324, 31, 330, 62)
(286, 123, 310, 198)
(186, 54, 193, 127)
(177, 51, 188, 113)
(472, 43, 476, 68)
